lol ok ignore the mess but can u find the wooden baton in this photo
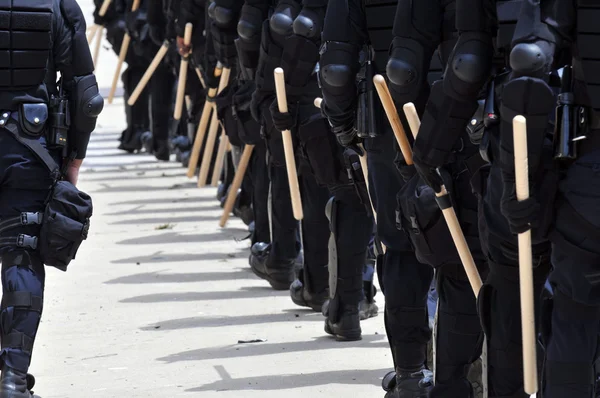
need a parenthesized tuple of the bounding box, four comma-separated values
(186, 65, 223, 178)
(219, 144, 255, 227)
(274, 67, 303, 220)
(174, 23, 193, 120)
(198, 67, 231, 187)
(211, 130, 230, 187)
(108, 0, 140, 104)
(513, 115, 538, 395)
(92, 26, 103, 67)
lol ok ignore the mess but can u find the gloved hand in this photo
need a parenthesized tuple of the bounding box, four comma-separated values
(125, 9, 144, 41)
(269, 99, 297, 132)
(331, 120, 361, 148)
(412, 152, 444, 193)
(500, 175, 540, 234)
(394, 152, 417, 182)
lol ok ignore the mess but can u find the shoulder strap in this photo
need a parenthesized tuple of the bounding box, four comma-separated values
(1, 116, 61, 181)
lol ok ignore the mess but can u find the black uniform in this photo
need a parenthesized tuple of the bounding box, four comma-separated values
(386, 0, 488, 396)
(0, 0, 102, 396)
(320, 0, 437, 382)
(501, 1, 600, 396)
(124, 0, 174, 160)
(411, 1, 555, 396)
(94, 0, 150, 152)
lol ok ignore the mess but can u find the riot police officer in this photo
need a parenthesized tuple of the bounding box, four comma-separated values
(411, 0, 555, 396)
(500, 1, 600, 396)
(93, 0, 150, 152)
(0, 0, 103, 396)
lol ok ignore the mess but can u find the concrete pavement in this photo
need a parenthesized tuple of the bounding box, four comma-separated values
(29, 2, 391, 397)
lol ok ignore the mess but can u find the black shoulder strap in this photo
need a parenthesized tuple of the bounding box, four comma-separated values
(1, 118, 61, 180)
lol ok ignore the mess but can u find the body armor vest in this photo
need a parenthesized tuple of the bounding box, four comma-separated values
(0, 0, 53, 90)
(363, 0, 445, 82)
(575, 0, 600, 111)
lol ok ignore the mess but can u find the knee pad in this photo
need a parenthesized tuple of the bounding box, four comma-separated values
(386, 37, 426, 105)
(444, 32, 494, 100)
(292, 6, 325, 40)
(269, 0, 301, 37)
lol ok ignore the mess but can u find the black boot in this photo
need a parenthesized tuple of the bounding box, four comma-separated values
(290, 272, 328, 312)
(382, 368, 433, 398)
(323, 300, 362, 341)
(154, 140, 170, 161)
(249, 243, 295, 290)
(0, 367, 40, 398)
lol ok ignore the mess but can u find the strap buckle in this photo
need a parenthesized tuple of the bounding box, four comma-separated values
(16, 234, 38, 250)
(20, 212, 42, 226)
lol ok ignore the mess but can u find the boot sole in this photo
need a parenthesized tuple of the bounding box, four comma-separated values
(359, 303, 379, 320)
(250, 265, 294, 291)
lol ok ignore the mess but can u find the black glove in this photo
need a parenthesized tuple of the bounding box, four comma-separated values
(331, 120, 361, 148)
(125, 9, 144, 41)
(269, 99, 297, 132)
(203, 66, 221, 90)
(411, 152, 444, 193)
(394, 152, 417, 182)
(500, 176, 540, 234)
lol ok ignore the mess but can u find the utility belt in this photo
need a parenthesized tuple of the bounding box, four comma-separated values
(0, 107, 93, 271)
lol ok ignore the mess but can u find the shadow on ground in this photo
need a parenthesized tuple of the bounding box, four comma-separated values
(141, 311, 325, 331)
(120, 286, 287, 304)
(116, 230, 247, 245)
(109, 250, 249, 266)
(158, 334, 387, 363)
(187, 367, 386, 392)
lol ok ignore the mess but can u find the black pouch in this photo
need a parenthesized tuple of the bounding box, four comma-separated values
(39, 181, 93, 271)
(396, 172, 460, 268)
(19, 103, 48, 138)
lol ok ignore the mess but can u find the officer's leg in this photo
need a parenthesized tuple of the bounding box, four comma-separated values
(148, 53, 174, 161)
(430, 263, 483, 397)
(249, 116, 298, 290)
(545, 148, 600, 397)
(120, 63, 148, 152)
(0, 135, 54, 398)
(479, 164, 551, 397)
(290, 159, 330, 311)
(381, 250, 434, 396)
(250, 142, 271, 245)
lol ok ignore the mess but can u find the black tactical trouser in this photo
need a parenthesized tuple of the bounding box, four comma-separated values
(365, 121, 433, 370)
(475, 153, 554, 397)
(544, 139, 600, 398)
(263, 102, 372, 300)
(106, 21, 149, 144)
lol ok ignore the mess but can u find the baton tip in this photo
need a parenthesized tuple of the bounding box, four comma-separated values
(314, 98, 322, 108)
(373, 74, 385, 84)
(274, 67, 283, 75)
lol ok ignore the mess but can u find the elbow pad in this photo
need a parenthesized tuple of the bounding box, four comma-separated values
(237, 4, 266, 44)
(510, 41, 555, 79)
(69, 74, 104, 158)
(292, 6, 325, 40)
(269, 0, 301, 37)
(386, 37, 427, 105)
(443, 32, 493, 101)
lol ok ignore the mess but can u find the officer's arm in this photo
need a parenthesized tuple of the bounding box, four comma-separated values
(412, 0, 494, 168)
(386, 0, 438, 109)
(57, 0, 104, 161)
(319, 0, 365, 128)
(209, 0, 244, 67)
(236, 0, 270, 78)
(496, 0, 571, 176)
